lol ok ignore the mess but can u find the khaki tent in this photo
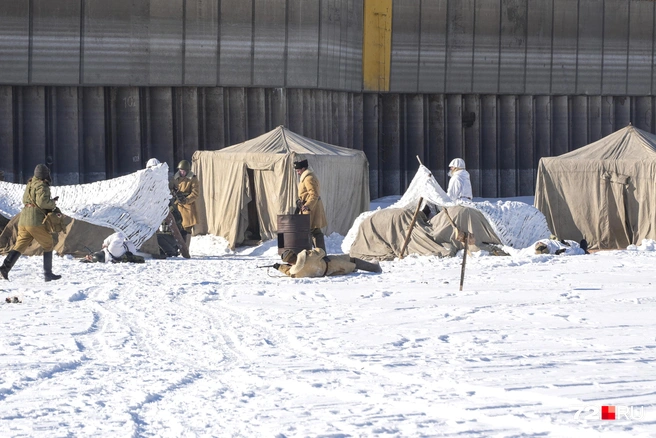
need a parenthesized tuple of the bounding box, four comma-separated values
(0, 213, 160, 257)
(348, 206, 502, 261)
(535, 125, 656, 249)
(192, 126, 370, 249)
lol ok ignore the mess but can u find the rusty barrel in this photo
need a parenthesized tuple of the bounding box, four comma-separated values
(277, 214, 312, 255)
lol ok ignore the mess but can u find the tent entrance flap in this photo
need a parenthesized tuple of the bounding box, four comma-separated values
(245, 168, 261, 241)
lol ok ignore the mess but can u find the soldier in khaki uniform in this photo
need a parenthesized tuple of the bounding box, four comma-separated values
(1, 164, 62, 282)
(172, 159, 200, 248)
(294, 159, 327, 252)
(274, 248, 382, 278)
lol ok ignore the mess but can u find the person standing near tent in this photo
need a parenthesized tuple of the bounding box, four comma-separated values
(1, 164, 62, 282)
(172, 159, 200, 248)
(294, 159, 327, 252)
(273, 248, 381, 278)
(447, 158, 473, 201)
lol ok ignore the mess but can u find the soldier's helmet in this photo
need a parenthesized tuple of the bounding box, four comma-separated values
(281, 249, 298, 264)
(177, 160, 191, 171)
(91, 251, 105, 263)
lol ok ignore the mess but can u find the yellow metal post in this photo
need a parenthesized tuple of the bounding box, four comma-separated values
(363, 0, 392, 92)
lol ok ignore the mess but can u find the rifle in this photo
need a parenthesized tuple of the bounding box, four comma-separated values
(256, 264, 280, 269)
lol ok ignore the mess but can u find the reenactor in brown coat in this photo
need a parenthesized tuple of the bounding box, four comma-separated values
(172, 159, 200, 247)
(1, 164, 62, 282)
(294, 159, 327, 252)
(275, 248, 382, 278)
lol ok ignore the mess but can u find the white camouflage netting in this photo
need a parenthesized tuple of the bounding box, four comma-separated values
(0, 164, 171, 248)
(342, 165, 552, 253)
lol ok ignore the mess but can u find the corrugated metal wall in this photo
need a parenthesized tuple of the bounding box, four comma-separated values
(2, 86, 653, 199)
(1, 0, 656, 199)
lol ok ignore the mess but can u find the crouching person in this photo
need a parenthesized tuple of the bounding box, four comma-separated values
(85, 232, 144, 264)
(1, 164, 61, 282)
(274, 248, 382, 278)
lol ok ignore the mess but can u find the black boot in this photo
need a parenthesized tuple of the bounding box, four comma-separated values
(312, 230, 326, 252)
(1, 250, 21, 280)
(351, 257, 382, 273)
(43, 251, 62, 282)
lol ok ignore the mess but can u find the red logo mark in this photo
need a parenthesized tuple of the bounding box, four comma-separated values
(601, 405, 616, 420)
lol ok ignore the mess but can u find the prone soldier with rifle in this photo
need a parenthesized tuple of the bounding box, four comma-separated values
(264, 248, 382, 278)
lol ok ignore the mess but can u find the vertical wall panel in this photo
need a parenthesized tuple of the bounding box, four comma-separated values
(551, 96, 569, 155)
(633, 96, 652, 132)
(627, 0, 654, 96)
(182, 88, 199, 160)
(151, 0, 184, 84)
(576, 0, 603, 95)
(83, 0, 149, 85)
(0, 87, 16, 181)
(427, 95, 447, 187)
(499, 0, 527, 94)
(517, 95, 534, 194)
(319, 0, 344, 90)
(287, 0, 320, 88)
(363, 93, 380, 197)
(149, 87, 174, 165)
(184, 0, 219, 85)
(446, 95, 463, 170)
(390, 0, 420, 92)
(499, 95, 517, 197)
(404, 94, 424, 186)
(114, 87, 142, 175)
(602, 0, 629, 95)
(381, 94, 400, 196)
(0, 2, 29, 84)
(81, 87, 106, 182)
(344, 0, 363, 91)
(219, 0, 253, 86)
(472, 0, 501, 93)
(287, 88, 304, 134)
(614, 96, 630, 128)
(417, 1, 447, 93)
(227, 88, 247, 145)
(32, 0, 80, 85)
(253, 0, 286, 86)
(525, 0, 552, 94)
(551, 0, 577, 94)
(247, 88, 266, 139)
(535, 95, 551, 162)
(22, 87, 47, 181)
(445, 0, 475, 93)
(571, 96, 588, 150)
(601, 95, 615, 136)
(480, 95, 498, 197)
(54, 87, 80, 184)
(463, 94, 480, 196)
(588, 95, 602, 142)
(204, 88, 226, 150)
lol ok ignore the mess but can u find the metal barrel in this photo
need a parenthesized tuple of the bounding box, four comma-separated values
(277, 214, 312, 255)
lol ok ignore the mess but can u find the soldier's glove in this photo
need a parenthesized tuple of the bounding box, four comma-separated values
(273, 263, 281, 270)
(295, 199, 302, 209)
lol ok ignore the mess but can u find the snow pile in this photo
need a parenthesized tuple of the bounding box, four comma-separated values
(342, 165, 551, 253)
(627, 239, 656, 251)
(0, 164, 171, 248)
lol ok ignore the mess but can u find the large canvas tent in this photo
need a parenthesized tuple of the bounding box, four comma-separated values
(535, 125, 656, 249)
(192, 126, 369, 249)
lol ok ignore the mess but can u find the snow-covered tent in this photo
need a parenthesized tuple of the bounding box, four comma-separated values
(342, 165, 551, 258)
(192, 126, 369, 249)
(0, 164, 171, 251)
(535, 125, 656, 249)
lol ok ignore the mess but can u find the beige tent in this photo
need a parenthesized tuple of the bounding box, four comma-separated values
(348, 206, 502, 261)
(535, 125, 656, 249)
(0, 213, 160, 257)
(192, 126, 370, 249)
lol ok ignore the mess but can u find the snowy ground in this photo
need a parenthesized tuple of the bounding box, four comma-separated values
(1, 197, 655, 437)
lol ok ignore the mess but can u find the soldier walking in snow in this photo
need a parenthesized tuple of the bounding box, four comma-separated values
(1, 164, 62, 282)
(274, 248, 382, 278)
(172, 159, 200, 249)
(294, 159, 327, 252)
(447, 158, 473, 201)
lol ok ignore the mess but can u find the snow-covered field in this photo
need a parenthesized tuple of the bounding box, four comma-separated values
(1, 197, 655, 437)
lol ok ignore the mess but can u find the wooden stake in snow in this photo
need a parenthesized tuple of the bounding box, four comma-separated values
(399, 197, 424, 259)
(459, 231, 469, 291)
